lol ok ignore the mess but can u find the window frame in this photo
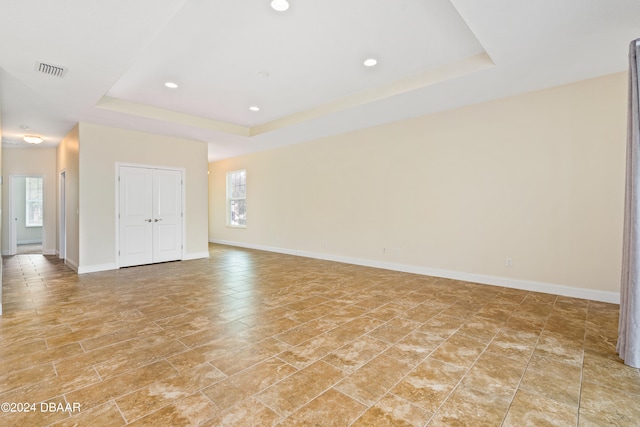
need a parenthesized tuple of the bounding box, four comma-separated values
(226, 169, 247, 228)
(25, 176, 44, 228)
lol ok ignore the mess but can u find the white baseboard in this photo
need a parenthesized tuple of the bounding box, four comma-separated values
(210, 239, 619, 304)
(183, 252, 210, 261)
(65, 258, 79, 273)
(78, 263, 118, 274)
(75, 254, 207, 274)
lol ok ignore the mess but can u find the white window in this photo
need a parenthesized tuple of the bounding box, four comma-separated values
(25, 177, 43, 227)
(227, 170, 246, 227)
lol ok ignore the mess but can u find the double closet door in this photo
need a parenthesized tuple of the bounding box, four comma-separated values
(118, 165, 183, 268)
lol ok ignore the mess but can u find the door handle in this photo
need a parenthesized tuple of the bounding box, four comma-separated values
(144, 219, 152, 222)
(154, 218, 162, 222)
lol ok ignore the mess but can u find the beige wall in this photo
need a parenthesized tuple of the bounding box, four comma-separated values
(210, 72, 627, 301)
(57, 124, 80, 270)
(2, 147, 57, 255)
(78, 122, 209, 272)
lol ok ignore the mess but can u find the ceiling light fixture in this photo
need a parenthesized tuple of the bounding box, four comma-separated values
(23, 135, 44, 144)
(363, 58, 378, 67)
(164, 82, 178, 89)
(270, 0, 289, 12)
(249, 106, 260, 112)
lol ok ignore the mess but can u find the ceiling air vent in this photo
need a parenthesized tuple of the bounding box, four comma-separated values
(35, 61, 68, 77)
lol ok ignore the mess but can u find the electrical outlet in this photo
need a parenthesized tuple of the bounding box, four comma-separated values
(506, 258, 513, 267)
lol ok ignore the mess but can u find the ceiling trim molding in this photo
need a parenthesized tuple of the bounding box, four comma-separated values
(251, 52, 495, 136)
(95, 96, 250, 137)
(97, 52, 494, 139)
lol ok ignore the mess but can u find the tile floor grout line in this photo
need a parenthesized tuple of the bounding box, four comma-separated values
(499, 307, 552, 425)
(575, 300, 592, 427)
(427, 333, 491, 424)
(347, 344, 441, 424)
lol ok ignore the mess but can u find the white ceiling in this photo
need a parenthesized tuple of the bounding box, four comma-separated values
(1, 0, 639, 161)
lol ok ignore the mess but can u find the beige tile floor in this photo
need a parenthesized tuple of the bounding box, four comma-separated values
(16, 244, 42, 255)
(1, 244, 639, 426)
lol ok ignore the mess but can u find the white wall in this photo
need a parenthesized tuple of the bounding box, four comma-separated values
(210, 72, 627, 303)
(2, 148, 57, 255)
(57, 125, 80, 269)
(77, 122, 209, 273)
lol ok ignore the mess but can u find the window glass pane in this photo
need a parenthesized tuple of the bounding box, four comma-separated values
(26, 201, 43, 226)
(230, 171, 246, 198)
(229, 199, 246, 226)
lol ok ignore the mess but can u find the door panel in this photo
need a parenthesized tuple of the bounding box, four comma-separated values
(153, 169, 182, 262)
(119, 167, 153, 267)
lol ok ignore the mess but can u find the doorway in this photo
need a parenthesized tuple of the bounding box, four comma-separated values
(9, 175, 44, 255)
(117, 165, 184, 268)
(59, 170, 66, 260)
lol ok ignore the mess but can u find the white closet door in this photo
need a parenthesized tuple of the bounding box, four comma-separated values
(153, 169, 182, 263)
(119, 166, 153, 267)
(119, 166, 183, 267)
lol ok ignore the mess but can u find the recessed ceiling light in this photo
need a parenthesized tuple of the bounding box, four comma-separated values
(249, 106, 260, 112)
(23, 135, 44, 144)
(257, 71, 270, 79)
(270, 0, 289, 12)
(20, 125, 30, 130)
(363, 58, 378, 67)
(164, 82, 178, 89)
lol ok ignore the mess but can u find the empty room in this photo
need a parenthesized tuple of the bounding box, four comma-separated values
(1, 0, 640, 426)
